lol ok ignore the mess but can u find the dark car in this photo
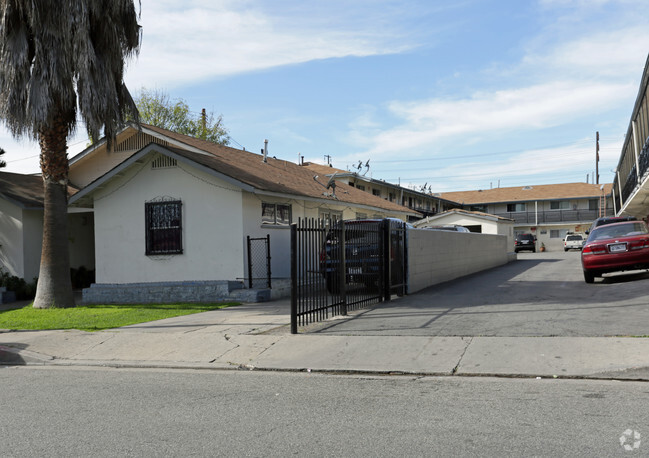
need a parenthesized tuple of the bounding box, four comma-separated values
(581, 220, 649, 283)
(587, 215, 637, 234)
(320, 219, 407, 294)
(514, 233, 536, 253)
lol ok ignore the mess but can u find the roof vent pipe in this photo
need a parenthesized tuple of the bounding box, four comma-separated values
(262, 139, 268, 163)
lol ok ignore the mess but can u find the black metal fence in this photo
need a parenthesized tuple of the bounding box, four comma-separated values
(494, 209, 614, 224)
(290, 218, 407, 333)
(246, 235, 271, 289)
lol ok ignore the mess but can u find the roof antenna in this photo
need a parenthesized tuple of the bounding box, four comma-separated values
(313, 173, 338, 199)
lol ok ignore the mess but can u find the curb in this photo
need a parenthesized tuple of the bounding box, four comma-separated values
(3, 352, 649, 381)
(0, 345, 54, 365)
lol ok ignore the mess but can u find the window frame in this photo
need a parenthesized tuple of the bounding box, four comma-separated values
(262, 202, 292, 226)
(550, 200, 570, 210)
(145, 200, 183, 255)
(506, 203, 526, 212)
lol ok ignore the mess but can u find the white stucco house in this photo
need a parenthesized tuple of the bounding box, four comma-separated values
(68, 123, 419, 303)
(412, 209, 515, 250)
(0, 171, 94, 282)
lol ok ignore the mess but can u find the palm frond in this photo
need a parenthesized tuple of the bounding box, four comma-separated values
(0, 0, 141, 146)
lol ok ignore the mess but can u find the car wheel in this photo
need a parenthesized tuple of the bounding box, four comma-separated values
(583, 270, 595, 284)
(564, 248, 568, 252)
(532, 248, 536, 253)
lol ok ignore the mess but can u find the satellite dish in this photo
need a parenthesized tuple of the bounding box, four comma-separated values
(313, 173, 338, 199)
(326, 173, 338, 188)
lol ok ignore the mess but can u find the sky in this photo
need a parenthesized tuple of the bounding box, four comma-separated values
(2, 0, 649, 192)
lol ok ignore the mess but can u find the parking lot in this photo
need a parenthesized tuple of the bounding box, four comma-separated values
(311, 251, 649, 337)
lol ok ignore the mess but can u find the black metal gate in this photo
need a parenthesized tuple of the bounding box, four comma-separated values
(247, 235, 271, 289)
(290, 218, 407, 333)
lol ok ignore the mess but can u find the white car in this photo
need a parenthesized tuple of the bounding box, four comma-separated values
(564, 233, 585, 251)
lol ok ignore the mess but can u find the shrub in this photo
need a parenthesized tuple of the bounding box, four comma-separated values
(0, 269, 38, 300)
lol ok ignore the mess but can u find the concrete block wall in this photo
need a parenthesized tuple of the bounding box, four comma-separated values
(83, 280, 259, 304)
(408, 229, 510, 294)
(82, 279, 292, 305)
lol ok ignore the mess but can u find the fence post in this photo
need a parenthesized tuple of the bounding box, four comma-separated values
(265, 234, 272, 288)
(340, 219, 347, 316)
(382, 219, 391, 302)
(290, 223, 298, 334)
(246, 236, 253, 289)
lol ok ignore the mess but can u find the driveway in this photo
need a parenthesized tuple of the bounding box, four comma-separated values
(311, 251, 649, 337)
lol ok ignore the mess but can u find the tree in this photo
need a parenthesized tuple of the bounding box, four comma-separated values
(0, 1, 141, 308)
(135, 88, 230, 145)
(0, 147, 5, 168)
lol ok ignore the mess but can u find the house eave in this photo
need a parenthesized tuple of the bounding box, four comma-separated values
(69, 143, 256, 207)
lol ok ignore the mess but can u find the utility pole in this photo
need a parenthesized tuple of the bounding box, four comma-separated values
(596, 131, 600, 185)
(201, 108, 207, 137)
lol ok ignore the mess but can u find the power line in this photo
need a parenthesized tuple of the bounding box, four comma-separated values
(371, 140, 618, 165)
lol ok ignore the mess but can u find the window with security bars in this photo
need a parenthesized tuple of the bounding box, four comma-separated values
(145, 201, 183, 255)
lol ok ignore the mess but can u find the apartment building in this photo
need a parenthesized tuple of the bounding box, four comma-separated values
(440, 182, 613, 251)
(612, 53, 649, 220)
(302, 162, 456, 221)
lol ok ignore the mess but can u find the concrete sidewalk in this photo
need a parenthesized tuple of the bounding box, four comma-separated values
(2, 298, 649, 380)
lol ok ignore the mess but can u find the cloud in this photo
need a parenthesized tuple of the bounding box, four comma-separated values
(381, 138, 622, 192)
(127, 0, 418, 87)
(349, 2, 649, 163)
(353, 80, 633, 157)
(521, 26, 649, 79)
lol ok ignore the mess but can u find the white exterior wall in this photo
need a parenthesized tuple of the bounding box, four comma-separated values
(408, 229, 509, 294)
(93, 156, 244, 283)
(241, 193, 295, 279)
(0, 200, 95, 281)
(0, 199, 25, 278)
(416, 213, 515, 252)
(240, 194, 406, 279)
(70, 148, 138, 188)
(22, 210, 44, 281)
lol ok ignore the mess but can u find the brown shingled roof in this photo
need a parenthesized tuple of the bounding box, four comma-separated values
(0, 171, 44, 208)
(0, 172, 78, 208)
(139, 124, 417, 215)
(439, 182, 614, 205)
(300, 161, 348, 176)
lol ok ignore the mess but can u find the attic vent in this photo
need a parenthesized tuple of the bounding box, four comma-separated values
(522, 186, 533, 190)
(151, 156, 177, 169)
(114, 132, 169, 152)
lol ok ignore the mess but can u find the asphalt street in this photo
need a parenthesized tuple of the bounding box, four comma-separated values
(310, 251, 649, 337)
(1, 366, 647, 457)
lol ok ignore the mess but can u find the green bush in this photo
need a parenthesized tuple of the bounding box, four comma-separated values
(0, 269, 38, 300)
(0, 265, 95, 301)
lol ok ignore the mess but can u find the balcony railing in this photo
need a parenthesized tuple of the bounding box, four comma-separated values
(494, 208, 614, 225)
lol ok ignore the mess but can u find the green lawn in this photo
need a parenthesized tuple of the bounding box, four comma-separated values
(0, 302, 239, 332)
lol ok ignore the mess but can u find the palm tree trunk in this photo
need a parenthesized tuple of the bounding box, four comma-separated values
(33, 120, 75, 309)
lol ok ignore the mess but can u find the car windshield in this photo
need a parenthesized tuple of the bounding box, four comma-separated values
(566, 235, 583, 241)
(589, 222, 648, 241)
